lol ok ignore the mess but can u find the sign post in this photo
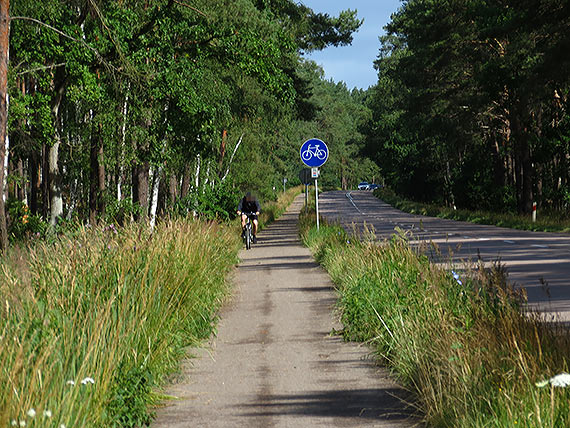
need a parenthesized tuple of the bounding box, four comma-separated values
(300, 138, 329, 230)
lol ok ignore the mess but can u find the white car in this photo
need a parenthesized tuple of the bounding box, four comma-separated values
(357, 182, 369, 190)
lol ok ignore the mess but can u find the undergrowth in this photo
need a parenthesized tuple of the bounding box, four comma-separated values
(300, 211, 570, 427)
(375, 187, 570, 233)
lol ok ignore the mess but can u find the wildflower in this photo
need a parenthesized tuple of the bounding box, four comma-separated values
(43, 410, 52, 418)
(60, 425, 66, 428)
(11, 420, 17, 426)
(19, 421, 26, 427)
(536, 372, 570, 388)
(66, 380, 75, 386)
(81, 377, 95, 385)
(22, 214, 29, 224)
(451, 270, 463, 285)
(26, 409, 36, 418)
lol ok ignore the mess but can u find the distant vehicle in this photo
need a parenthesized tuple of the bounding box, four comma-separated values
(357, 182, 369, 190)
(368, 183, 380, 190)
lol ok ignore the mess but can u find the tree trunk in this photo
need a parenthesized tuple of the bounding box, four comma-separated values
(0, 0, 9, 251)
(16, 158, 24, 201)
(41, 143, 49, 218)
(89, 122, 105, 224)
(511, 111, 533, 214)
(132, 160, 149, 221)
(168, 172, 178, 204)
(49, 65, 66, 226)
(117, 87, 129, 200)
(149, 165, 162, 230)
(48, 139, 63, 225)
(29, 153, 38, 214)
(181, 163, 191, 198)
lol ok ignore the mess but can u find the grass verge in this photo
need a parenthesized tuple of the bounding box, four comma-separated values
(300, 211, 570, 427)
(0, 219, 241, 428)
(258, 186, 303, 229)
(0, 188, 300, 427)
(374, 188, 570, 233)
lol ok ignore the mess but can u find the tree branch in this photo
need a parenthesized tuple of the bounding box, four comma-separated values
(221, 133, 244, 182)
(173, 0, 208, 18)
(16, 62, 66, 76)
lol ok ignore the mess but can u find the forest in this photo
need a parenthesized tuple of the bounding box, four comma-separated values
(0, 0, 377, 250)
(0, 0, 568, 252)
(366, 0, 570, 215)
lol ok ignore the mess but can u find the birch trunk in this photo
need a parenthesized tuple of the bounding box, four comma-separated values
(149, 165, 162, 230)
(117, 87, 129, 200)
(0, 0, 8, 250)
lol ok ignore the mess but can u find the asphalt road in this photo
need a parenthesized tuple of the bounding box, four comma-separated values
(153, 195, 419, 428)
(319, 190, 570, 323)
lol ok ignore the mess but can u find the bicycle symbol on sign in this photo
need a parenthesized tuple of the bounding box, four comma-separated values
(301, 144, 327, 162)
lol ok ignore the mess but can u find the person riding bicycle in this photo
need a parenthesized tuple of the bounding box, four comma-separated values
(237, 192, 261, 243)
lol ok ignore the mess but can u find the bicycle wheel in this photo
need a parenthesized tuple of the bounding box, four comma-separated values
(245, 225, 251, 250)
(301, 149, 312, 161)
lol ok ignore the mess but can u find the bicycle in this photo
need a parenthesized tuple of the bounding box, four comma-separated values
(301, 144, 327, 162)
(241, 212, 255, 250)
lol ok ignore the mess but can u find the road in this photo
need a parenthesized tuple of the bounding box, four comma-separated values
(319, 190, 570, 323)
(153, 195, 419, 428)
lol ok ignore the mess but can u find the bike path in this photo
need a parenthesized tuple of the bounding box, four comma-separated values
(153, 195, 418, 427)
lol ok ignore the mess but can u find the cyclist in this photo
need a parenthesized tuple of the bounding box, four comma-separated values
(237, 192, 261, 243)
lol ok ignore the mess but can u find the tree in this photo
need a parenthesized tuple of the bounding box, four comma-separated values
(0, 0, 8, 250)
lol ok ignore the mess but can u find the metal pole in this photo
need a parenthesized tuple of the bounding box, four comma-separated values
(305, 184, 308, 213)
(315, 178, 319, 230)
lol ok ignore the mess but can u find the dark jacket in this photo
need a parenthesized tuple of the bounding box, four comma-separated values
(238, 197, 260, 214)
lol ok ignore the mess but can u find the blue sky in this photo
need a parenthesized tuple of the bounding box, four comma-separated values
(300, 1, 402, 90)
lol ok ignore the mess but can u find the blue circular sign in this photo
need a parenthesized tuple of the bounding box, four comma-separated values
(300, 138, 329, 167)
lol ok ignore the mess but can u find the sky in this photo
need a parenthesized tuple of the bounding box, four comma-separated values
(300, 1, 402, 90)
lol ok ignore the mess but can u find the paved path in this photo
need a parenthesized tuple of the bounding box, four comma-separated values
(153, 195, 418, 427)
(320, 191, 570, 323)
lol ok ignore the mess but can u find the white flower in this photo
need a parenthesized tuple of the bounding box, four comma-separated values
(81, 377, 95, 385)
(536, 372, 570, 388)
(26, 409, 36, 418)
(19, 421, 26, 427)
(60, 425, 66, 428)
(451, 270, 463, 286)
(66, 380, 75, 386)
(43, 409, 52, 418)
(11, 420, 17, 426)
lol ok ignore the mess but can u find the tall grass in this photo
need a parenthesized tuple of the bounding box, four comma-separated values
(0, 219, 240, 427)
(258, 186, 302, 228)
(300, 212, 570, 427)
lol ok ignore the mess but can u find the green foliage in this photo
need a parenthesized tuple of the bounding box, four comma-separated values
(105, 198, 143, 226)
(107, 364, 153, 428)
(173, 180, 241, 221)
(0, 218, 241, 427)
(365, 0, 570, 213)
(6, 199, 47, 241)
(301, 219, 570, 427)
(7, 0, 364, 231)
